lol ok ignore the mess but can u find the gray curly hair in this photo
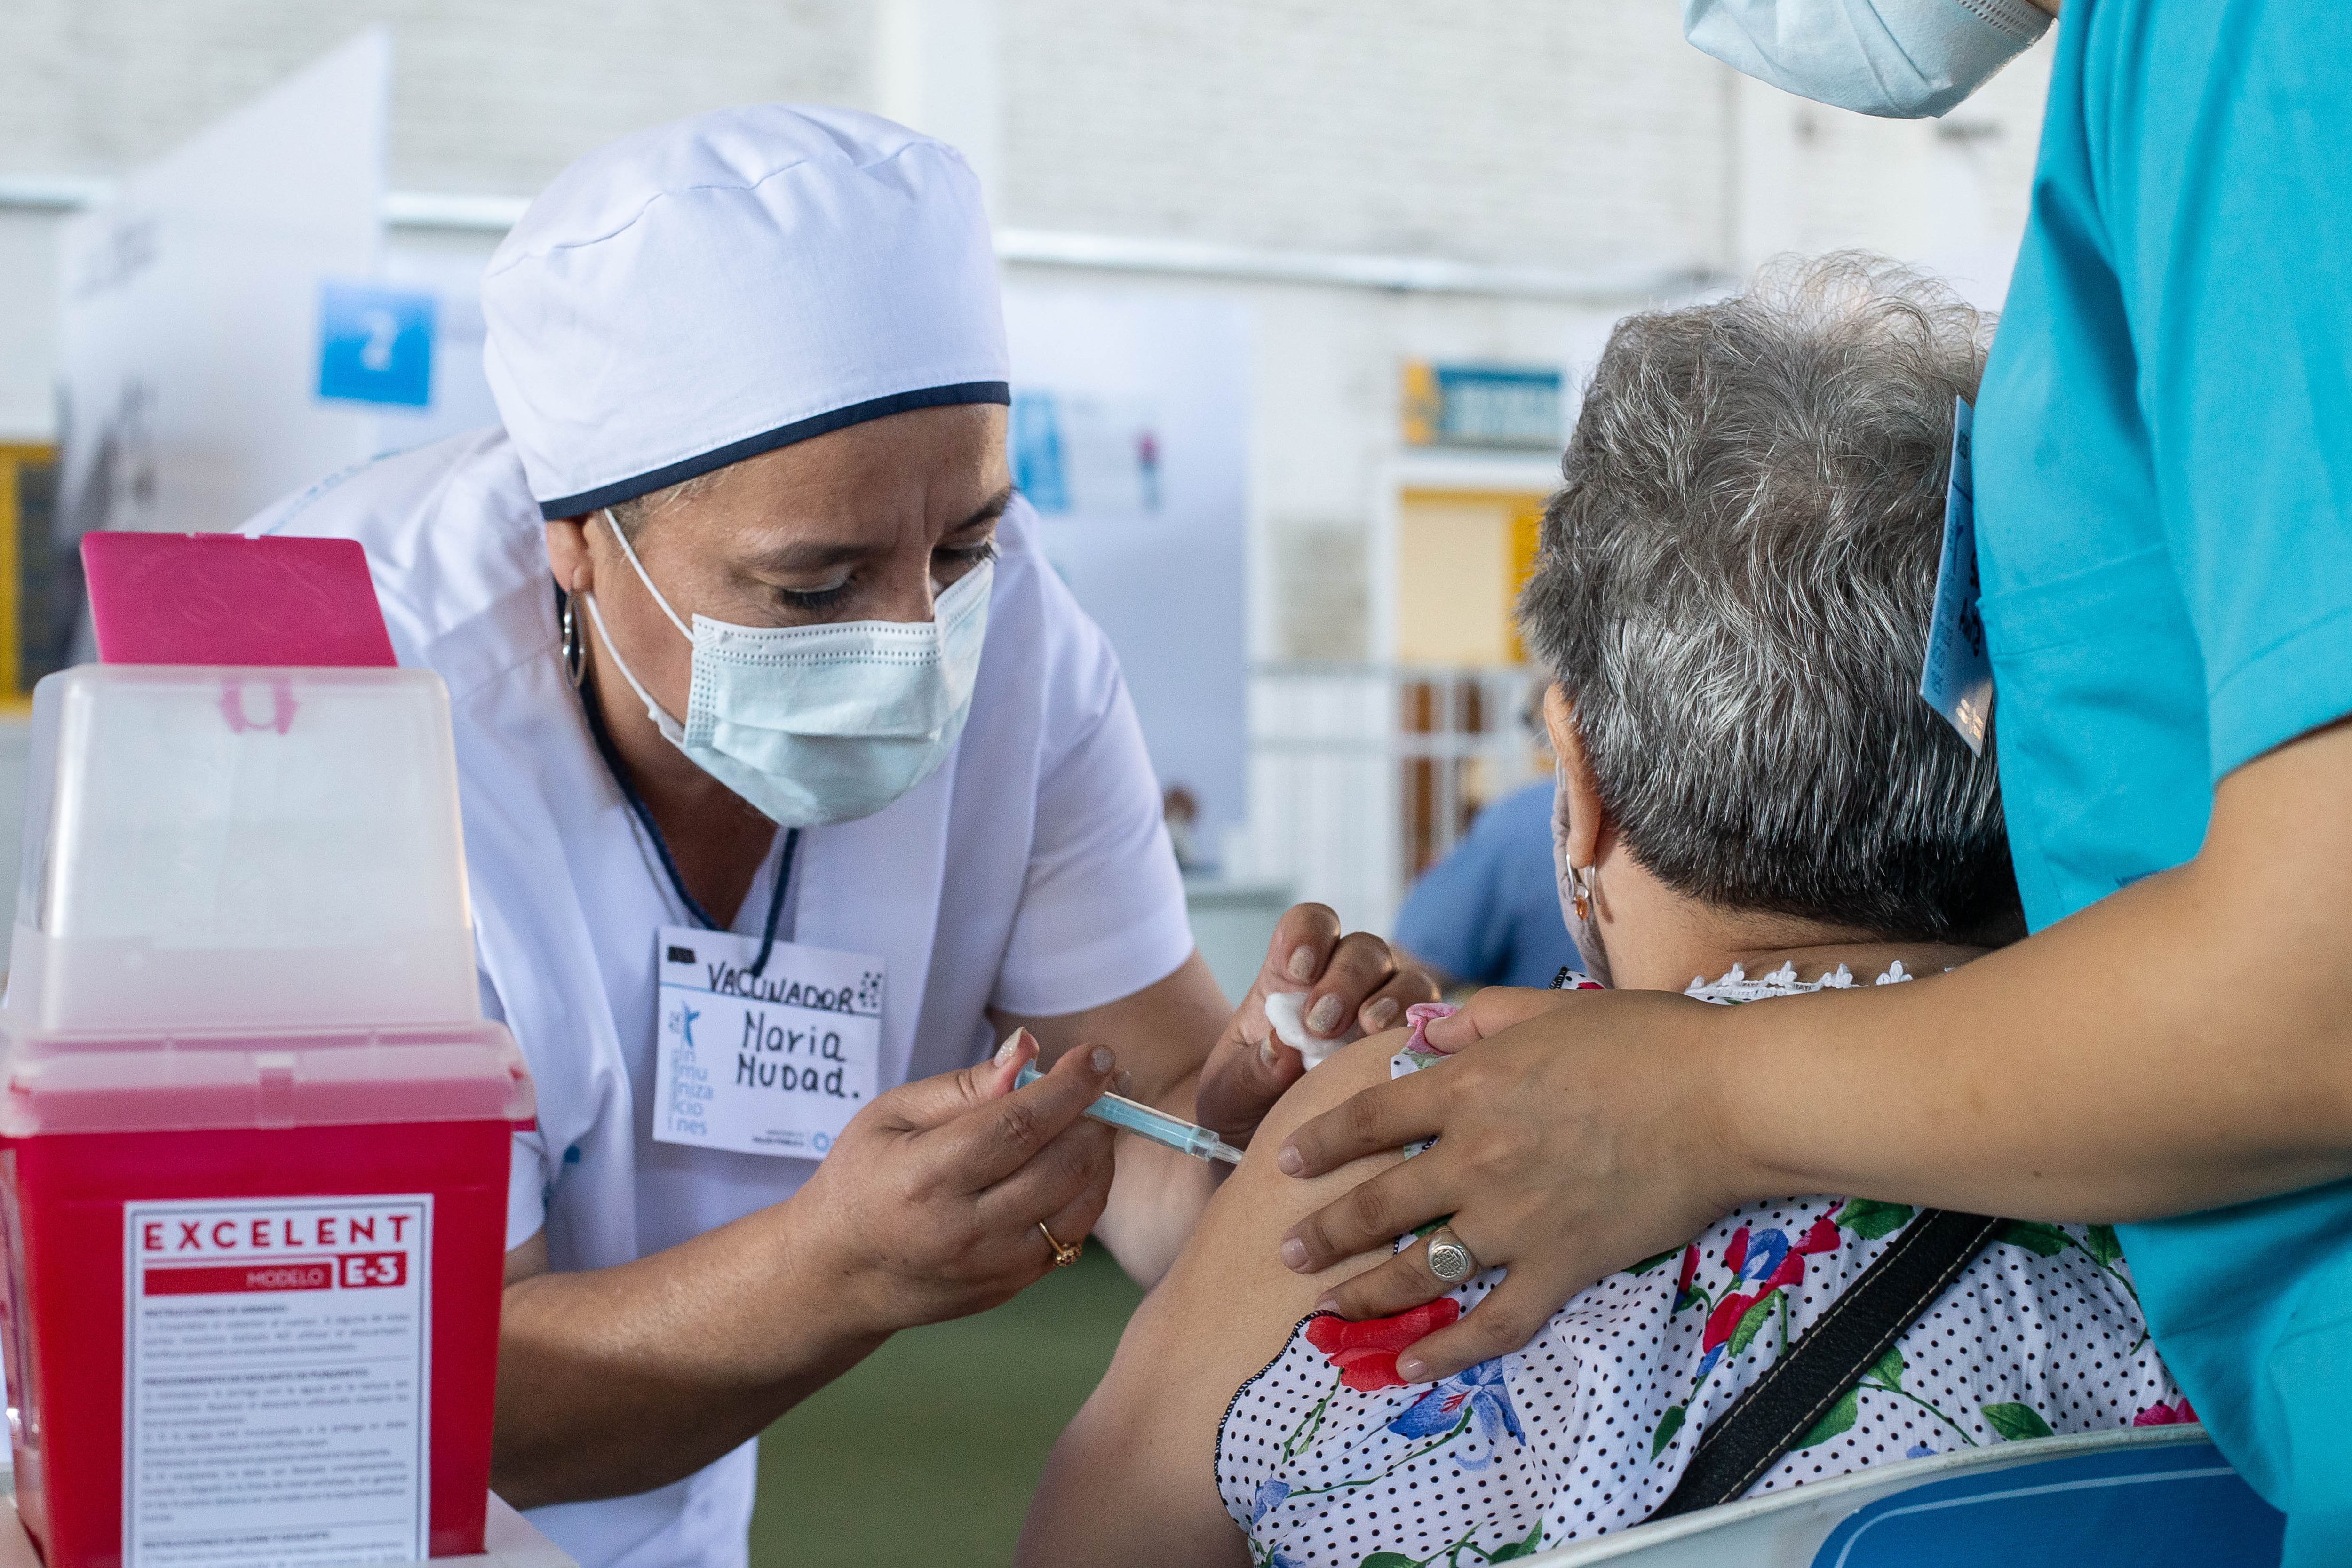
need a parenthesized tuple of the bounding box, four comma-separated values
(1517, 253, 2020, 943)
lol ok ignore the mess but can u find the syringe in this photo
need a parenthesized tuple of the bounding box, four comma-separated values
(1014, 1063, 1246, 1165)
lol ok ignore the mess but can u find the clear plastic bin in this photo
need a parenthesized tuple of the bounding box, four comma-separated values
(9, 665, 484, 1036)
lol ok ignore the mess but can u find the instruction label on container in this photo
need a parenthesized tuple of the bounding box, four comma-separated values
(123, 1196, 430, 1568)
(652, 925, 883, 1159)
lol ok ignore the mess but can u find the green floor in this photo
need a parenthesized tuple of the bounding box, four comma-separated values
(748, 1243, 1145, 1566)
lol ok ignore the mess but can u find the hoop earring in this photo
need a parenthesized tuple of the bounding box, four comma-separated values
(1570, 863, 1595, 923)
(560, 592, 588, 689)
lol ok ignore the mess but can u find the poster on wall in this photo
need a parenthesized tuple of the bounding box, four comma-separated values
(1011, 390, 1162, 518)
(1002, 287, 1250, 868)
(53, 29, 391, 669)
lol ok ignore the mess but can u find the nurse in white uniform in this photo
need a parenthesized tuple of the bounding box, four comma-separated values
(245, 105, 1429, 1568)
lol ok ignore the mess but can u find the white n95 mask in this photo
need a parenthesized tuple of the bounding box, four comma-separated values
(580, 509, 993, 828)
(1683, 0, 2051, 120)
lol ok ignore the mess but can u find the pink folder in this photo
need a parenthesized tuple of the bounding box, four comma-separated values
(81, 532, 397, 667)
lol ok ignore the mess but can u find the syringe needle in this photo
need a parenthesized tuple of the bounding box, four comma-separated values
(1014, 1063, 1245, 1165)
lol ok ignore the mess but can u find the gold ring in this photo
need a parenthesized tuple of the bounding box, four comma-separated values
(1039, 1221, 1082, 1268)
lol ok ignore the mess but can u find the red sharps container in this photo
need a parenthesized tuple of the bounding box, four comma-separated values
(0, 663, 533, 1568)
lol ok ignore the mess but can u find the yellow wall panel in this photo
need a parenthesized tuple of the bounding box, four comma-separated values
(1395, 487, 1549, 668)
(1505, 496, 1544, 664)
(0, 445, 57, 706)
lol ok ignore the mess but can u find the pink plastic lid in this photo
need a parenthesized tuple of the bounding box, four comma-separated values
(82, 532, 398, 668)
(0, 1021, 535, 1137)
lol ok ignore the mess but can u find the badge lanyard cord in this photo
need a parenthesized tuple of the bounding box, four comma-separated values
(564, 587, 798, 978)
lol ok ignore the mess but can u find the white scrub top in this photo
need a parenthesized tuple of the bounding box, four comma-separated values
(246, 428, 1194, 1568)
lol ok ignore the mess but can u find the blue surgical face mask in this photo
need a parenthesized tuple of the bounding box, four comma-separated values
(1683, 0, 2051, 120)
(581, 509, 993, 828)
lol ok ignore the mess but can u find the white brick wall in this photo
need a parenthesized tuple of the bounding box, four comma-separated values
(999, 0, 1736, 271)
(0, 0, 2054, 275)
(1726, 44, 2054, 300)
(0, 1, 2056, 542)
(0, 0, 875, 195)
(0, 0, 2066, 926)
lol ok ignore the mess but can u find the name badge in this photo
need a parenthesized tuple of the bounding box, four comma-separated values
(1920, 395, 1993, 756)
(651, 925, 883, 1159)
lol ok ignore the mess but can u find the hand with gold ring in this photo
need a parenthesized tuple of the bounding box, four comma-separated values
(788, 1027, 1116, 1335)
(1039, 1220, 1083, 1268)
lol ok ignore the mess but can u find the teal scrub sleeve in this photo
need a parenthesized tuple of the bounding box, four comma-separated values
(2118, 1, 2352, 775)
(2065, 7, 2352, 1557)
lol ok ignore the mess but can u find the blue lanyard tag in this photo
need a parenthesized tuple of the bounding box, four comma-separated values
(1920, 396, 1993, 756)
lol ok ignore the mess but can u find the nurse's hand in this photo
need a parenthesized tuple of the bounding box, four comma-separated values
(1193, 902, 1441, 1144)
(495, 1030, 1117, 1508)
(1268, 985, 1739, 1381)
(794, 1028, 1120, 1334)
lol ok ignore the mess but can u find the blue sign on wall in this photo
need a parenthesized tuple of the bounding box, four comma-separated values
(317, 281, 436, 407)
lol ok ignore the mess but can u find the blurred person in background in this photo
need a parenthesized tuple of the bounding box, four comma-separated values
(1391, 700, 1580, 991)
(1020, 257, 2177, 1568)
(1164, 784, 1210, 872)
(1269, 4, 2352, 1560)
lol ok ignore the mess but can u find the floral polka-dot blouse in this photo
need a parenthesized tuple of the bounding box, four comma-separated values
(1216, 963, 2185, 1568)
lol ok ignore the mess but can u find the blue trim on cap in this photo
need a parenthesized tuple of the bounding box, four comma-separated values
(535, 380, 1013, 518)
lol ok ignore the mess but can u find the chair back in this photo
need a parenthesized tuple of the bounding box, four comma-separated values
(1519, 1426, 2282, 1568)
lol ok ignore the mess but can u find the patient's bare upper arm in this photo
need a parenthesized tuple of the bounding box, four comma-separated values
(1016, 1031, 1414, 1568)
(505, 1230, 548, 1288)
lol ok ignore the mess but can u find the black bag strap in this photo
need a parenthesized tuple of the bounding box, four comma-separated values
(1647, 1207, 2005, 1520)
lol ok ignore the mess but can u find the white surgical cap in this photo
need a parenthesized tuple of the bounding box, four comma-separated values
(482, 104, 1009, 519)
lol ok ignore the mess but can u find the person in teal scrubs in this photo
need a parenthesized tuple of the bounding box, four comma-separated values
(1187, 2, 2352, 1558)
(1977, 6, 2352, 1552)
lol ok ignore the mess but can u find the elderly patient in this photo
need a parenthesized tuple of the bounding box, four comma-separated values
(1018, 257, 2183, 1568)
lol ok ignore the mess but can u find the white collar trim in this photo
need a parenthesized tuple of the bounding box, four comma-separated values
(1684, 958, 1915, 1004)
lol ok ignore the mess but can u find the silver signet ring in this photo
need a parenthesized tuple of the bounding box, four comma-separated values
(1426, 1225, 1479, 1284)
